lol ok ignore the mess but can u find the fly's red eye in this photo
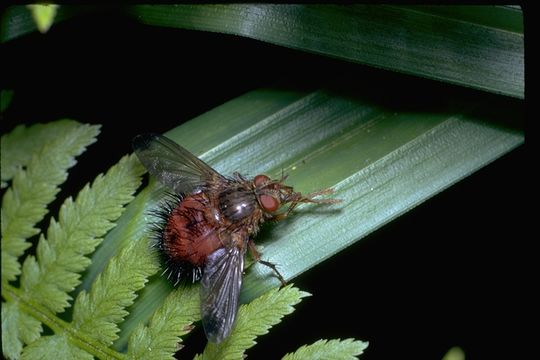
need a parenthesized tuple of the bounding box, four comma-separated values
(259, 194, 280, 212)
(254, 174, 270, 187)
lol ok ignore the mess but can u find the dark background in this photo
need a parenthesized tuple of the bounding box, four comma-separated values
(2, 8, 527, 360)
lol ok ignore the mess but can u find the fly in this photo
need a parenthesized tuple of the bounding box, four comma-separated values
(133, 133, 339, 343)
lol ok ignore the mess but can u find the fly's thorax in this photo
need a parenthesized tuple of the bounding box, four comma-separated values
(218, 186, 259, 223)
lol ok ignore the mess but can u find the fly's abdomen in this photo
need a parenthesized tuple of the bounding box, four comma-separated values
(162, 193, 222, 269)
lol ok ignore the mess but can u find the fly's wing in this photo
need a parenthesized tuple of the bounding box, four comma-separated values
(200, 245, 245, 343)
(133, 133, 223, 194)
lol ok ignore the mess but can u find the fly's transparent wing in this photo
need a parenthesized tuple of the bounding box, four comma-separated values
(133, 133, 223, 194)
(200, 245, 245, 343)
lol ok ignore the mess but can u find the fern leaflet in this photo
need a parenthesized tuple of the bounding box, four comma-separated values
(1, 120, 100, 284)
(282, 338, 369, 360)
(71, 232, 159, 347)
(127, 284, 200, 359)
(195, 284, 309, 360)
(1, 122, 146, 359)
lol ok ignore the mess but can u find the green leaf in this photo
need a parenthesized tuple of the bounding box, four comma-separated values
(71, 232, 159, 347)
(282, 338, 368, 360)
(1, 6, 36, 42)
(126, 285, 199, 360)
(0, 89, 14, 114)
(1, 120, 100, 284)
(195, 285, 309, 360)
(1, 302, 42, 360)
(1, 122, 73, 186)
(117, 86, 522, 336)
(0, 5, 89, 42)
(22, 334, 93, 360)
(2, 121, 147, 359)
(1, 85, 520, 357)
(442, 346, 465, 360)
(78, 185, 161, 293)
(19, 154, 145, 314)
(129, 4, 523, 98)
(26, 4, 59, 33)
(2, 6, 523, 96)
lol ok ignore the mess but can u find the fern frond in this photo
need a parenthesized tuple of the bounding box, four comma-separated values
(126, 284, 200, 359)
(1, 301, 42, 359)
(2, 123, 146, 359)
(19, 154, 145, 314)
(282, 338, 369, 360)
(21, 334, 94, 360)
(1, 120, 100, 284)
(71, 232, 159, 347)
(79, 184, 161, 294)
(1, 120, 85, 187)
(195, 285, 309, 360)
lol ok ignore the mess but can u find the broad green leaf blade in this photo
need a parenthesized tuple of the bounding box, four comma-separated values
(282, 338, 368, 360)
(195, 285, 309, 360)
(1, 121, 100, 284)
(239, 112, 523, 302)
(1, 6, 40, 42)
(113, 86, 522, 343)
(2, 5, 524, 97)
(403, 5, 523, 33)
(129, 5, 523, 98)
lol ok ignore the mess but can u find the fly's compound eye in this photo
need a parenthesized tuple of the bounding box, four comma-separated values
(254, 174, 271, 188)
(259, 194, 280, 212)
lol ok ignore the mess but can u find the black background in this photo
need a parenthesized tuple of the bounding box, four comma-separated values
(2, 8, 528, 360)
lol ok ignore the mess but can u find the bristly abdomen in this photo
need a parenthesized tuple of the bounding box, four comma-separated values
(150, 192, 203, 285)
(152, 191, 223, 285)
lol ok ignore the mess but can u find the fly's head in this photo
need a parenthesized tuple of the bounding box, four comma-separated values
(252, 174, 341, 219)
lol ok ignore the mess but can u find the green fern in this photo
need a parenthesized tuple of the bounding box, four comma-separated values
(283, 339, 368, 360)
(1, 120, 100, 283)
(195, 285, 309, 360)
(126, 284, 200, 359)
(1, 120, 367, 359)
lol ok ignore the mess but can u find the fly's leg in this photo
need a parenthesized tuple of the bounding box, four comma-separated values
(248, 240, 287, 286)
